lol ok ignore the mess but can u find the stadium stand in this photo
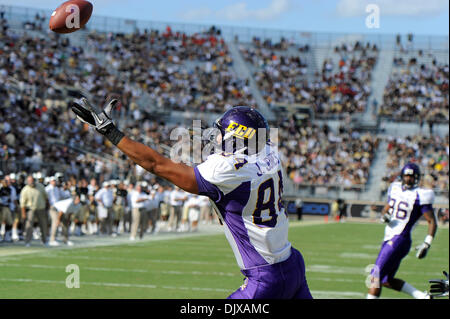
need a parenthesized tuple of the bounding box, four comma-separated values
(382, 134, 449, 196)
(0, 4, 448, 245)
(240, 39, 378, 118)
(379, 53, 449, 123)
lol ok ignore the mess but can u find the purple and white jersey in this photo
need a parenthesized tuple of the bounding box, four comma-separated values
(384, 181, 434, 242)
(194, 145, 291, 270)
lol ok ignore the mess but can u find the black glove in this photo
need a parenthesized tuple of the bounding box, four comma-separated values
(429, 271, 449, 298)
(71, 98, 125, 146)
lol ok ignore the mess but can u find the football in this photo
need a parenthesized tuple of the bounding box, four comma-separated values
(49, 0, 93, 34)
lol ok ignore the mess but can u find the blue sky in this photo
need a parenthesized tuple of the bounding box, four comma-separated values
(0, 0, 448, 36)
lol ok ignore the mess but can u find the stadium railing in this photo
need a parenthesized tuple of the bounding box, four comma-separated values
(1, 4, 448, 51)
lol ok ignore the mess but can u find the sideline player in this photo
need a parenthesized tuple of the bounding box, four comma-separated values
(50, 193, 82, 246)
(71, 98, 312, 299)
(367, 163, 437, 299)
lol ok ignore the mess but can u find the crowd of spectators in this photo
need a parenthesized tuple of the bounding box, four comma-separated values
(1, 14, 448, 198)
(241, 40, 378, 118)
(381, 134, 449, 195)
(84, 26, 256, 113)
(0, 6, 8, 34)
(0, 171, 214, 245)
(379, 54, 449, 123)
(0, 20, 249, 182)
(279, 118, 381, 189)
(244, 36, 309, 52)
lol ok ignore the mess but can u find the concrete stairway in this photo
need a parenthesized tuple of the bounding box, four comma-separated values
(227, 40, 276, 121)
(364, 139, 389, 201)
(363, 49, 394, 122)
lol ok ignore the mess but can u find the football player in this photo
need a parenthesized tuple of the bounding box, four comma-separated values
(367, 163, 437, 299)
(71, 98, 312, 299)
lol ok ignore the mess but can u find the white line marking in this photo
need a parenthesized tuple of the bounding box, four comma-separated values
(340, 252, 374, 259)
(37, 253, 237, 266)
(0, 278, 230, 292)
(0, 263, 237, 277)
(307, 264, 443, 277)
(0, 263, 148, 273)
(307, 264, 367, 275)
(0, 221, 328, 258)
(0, 278, 369, 298)
(362, 245, 381, 250)
(0, 263, 432, 286)
(310, 290, 365, 298)
(161, 270, 236, 277)
(310, 276, 427, 287)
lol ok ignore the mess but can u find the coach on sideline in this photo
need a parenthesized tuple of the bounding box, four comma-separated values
(20, 175, 49, 247)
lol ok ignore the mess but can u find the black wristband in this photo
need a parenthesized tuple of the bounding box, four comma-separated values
(99, 124, 125, 146)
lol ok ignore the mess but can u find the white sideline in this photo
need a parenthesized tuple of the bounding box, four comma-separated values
(0, 277, 367, 298)
(0, 262, 427, 285)
(0, 262, 237, 277)
(0, 220, 327, 258)
(0, 277, 229, 292)
(37, 253, 238, 266)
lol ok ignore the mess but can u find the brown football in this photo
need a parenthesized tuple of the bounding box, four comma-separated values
(49, 0, 93, 34)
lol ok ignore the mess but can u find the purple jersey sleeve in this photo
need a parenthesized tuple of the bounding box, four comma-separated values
(194, 166, 223, 202)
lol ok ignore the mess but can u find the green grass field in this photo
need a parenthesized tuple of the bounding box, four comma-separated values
(0, 221, 448, 299)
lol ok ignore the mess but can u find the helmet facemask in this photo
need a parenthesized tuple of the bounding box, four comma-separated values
(401, 165, 420, 189)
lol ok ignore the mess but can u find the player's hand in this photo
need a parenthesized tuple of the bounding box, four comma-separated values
(71, 98, 117, 133)
(380, 213, 392, 223)
(429, 271, 449, 298)
(71, 98, 124, 145)
(415, 242, 430, 259)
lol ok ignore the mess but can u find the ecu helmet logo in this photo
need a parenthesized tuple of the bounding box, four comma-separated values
(225, 121, 257, 140)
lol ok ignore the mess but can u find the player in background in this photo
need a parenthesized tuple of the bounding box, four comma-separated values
(50, 193, 82, 246)
(5, 174, 20, 241)
(71, 98, 312, 299)
(182, 194, 202, 232)
(367, 163, 437, 299)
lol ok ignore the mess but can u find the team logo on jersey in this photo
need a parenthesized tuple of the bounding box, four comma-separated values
(225, 121, 256, 140)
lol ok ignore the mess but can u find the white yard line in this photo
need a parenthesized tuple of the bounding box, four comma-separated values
(0, 220, 330, 259)
(0, 262, 237, 277)
(307, 264, 443, 277)
(29, 253, 238, 266)
(0, 277, 371, 298)
(0, 226, 225, 258)
(0, 261, 430, 289)
(310, 290, 365, 298)
(0, 277, 231, 293)
(0, 263, 148, 273)
(339, 252, 374, 259)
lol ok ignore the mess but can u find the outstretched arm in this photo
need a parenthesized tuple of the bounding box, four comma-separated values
(118, 137, 198, 193)
(416, 209, 437, 259)
(71, 98, 198, 194)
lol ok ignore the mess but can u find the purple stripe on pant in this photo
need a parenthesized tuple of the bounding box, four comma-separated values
(372, 235, 411, 285)
(228, 247, 313, 299)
